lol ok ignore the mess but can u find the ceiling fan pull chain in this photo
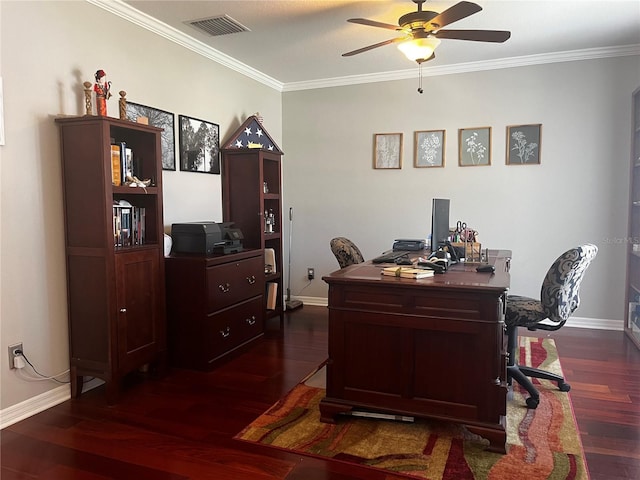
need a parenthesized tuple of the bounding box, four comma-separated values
(417, 62, 424, 94)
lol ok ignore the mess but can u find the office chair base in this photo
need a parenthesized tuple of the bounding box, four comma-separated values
(508, 365, 540, 409)
(508, 364, 571, 409)
(518, 365, 571, 392)
(526, 396, 540, 409)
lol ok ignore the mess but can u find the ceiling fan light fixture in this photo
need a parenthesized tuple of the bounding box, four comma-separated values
(397, 36, 441, 63)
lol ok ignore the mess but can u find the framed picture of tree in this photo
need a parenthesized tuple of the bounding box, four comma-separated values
(414, 129, 445, 167)
(125, 102, 175, 171)
(459, 127, 491, 166)
(178, 115, 220, 174)
(506, 124, 542, 165)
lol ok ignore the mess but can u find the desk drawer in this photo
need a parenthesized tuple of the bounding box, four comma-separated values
(204, 296, 264, 365)
(336, 284, 497, 322)
(207, 256, 263, 312)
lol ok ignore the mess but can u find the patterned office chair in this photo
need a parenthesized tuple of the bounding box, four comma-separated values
(330, 237, 365, 269)
(506, 244, 598, 409)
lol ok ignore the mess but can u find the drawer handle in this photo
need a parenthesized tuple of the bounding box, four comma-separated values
(220, 327, 231, 338)
(246, 316, 256, 326)
(119, 308, 127, 313)
(218, 283, 230, 293)
(247, 275, 256, 285)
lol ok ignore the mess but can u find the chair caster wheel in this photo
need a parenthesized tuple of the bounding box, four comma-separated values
(526, 396, 540, 409)
(558, 381, 571, 392)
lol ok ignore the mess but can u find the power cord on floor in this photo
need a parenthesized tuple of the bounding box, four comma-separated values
(295, 279, 312, 295)
(13, 349, 70, 384)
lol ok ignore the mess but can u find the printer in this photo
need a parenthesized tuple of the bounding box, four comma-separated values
(171, 222, 244, 255)
(171, 222, 225, 255)
(216, 222, 244, 254)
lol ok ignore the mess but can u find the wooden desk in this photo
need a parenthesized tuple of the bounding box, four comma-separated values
(321, 250, 511, 453)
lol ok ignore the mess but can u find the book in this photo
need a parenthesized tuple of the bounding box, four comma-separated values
(110, 144, 121, 186)
(119, 142, 127, 184)
(118, 143, 134, 184)
(125, 147, 134, 180)
(265, 248, 276, 273)
(266, 281, 278, 310)
(381, 267, 434, 279)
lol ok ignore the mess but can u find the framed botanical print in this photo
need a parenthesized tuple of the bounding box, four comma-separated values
(507, 124, 541, 165)
(459, 127, 491, 166)
(374, 133, 403, 169)
(178, 115, 220, 174)
(414, 129, 445, 168)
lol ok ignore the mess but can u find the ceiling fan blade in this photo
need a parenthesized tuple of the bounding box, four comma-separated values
(347, 18, 399, 30)
(426, 1, 482, 29)
(435, 29, 511, 43)
(342, 38, 402, 57)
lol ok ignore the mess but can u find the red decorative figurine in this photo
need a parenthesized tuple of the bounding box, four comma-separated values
(94, 69, 111, 116)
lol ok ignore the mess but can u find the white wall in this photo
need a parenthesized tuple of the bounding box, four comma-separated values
(282, 56, 639, 322)
(0, 1, 281, 411)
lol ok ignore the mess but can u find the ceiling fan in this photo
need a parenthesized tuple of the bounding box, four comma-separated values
(342, 0, 511, 64)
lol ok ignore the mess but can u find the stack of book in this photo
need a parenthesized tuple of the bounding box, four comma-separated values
(113, 200, 146, 247)
(381, 267, 434, 279)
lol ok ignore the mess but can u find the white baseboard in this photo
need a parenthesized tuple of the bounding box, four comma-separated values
(566, 316, 624, 331)
(0, 377, 103, 430)
(287, 295, 327, 308)
(289, 297, 625, 332)
(0, 306, 623, 430)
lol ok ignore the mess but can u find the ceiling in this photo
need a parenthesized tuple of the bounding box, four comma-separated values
(119, 0, 640, 88)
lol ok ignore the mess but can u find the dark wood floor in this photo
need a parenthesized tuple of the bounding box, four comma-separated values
(2, 306, 639, 480)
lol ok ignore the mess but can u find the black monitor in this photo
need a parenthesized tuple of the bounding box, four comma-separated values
(431, 198, 450, 250)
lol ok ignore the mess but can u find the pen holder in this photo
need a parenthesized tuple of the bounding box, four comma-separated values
(452, 241, 482, 263)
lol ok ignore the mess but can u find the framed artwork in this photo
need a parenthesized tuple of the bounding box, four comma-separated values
(459, 127, 491, 166)
(374, 133, 403, 169)
(178, 115, 220, 174)
(414, 129, 445, 168)
(507, 124, 542, 165)
(126, 102, 175, 171)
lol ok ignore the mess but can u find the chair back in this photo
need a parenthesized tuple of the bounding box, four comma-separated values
(540, 244, 598, 324)
(330, 237, 364, 268)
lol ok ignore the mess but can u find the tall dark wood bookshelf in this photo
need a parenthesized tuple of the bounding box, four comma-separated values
(626, 86, 640, 349)
(55, 115, 167, 403)
(221, 116, 285, 325)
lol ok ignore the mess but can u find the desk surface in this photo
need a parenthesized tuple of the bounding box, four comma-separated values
(324, 249, 511, 293)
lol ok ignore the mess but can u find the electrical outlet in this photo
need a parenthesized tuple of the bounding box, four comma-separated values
(307, 268, 315, 280)
(8, 343, 23, 370)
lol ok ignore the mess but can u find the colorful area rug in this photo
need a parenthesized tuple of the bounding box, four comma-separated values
(235, 337, 589, 480)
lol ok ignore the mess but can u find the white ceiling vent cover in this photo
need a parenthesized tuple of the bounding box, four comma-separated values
(187, 14, 250, 37)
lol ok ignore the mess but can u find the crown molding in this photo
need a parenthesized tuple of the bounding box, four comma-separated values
(86, 0, 284, 92)
(88, 1, 639, 94)
(283, 44, 640, 91)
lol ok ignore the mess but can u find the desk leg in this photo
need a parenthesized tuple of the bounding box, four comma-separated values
(466, 418, 507, 454)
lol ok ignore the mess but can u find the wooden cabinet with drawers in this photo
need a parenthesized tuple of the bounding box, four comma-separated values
(165, 250, 265, 370)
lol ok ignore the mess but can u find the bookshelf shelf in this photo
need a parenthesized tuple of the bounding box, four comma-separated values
(55, 115, 167, 402)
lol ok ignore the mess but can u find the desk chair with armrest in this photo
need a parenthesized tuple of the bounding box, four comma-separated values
(505, 244, 598, 409)
(330, 237, 365, 269)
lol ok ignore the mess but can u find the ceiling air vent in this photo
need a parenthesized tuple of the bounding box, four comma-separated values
(187, 14, 250, 37)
